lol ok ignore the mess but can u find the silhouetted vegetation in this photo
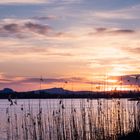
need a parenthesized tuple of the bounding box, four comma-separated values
(0, 88, 140, 99)
(4, 99, 140, 140)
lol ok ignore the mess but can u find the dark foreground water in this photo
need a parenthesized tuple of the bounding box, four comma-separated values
(0, 99, 139, 140)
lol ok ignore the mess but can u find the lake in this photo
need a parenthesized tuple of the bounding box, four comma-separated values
(0, 99, 139, 140)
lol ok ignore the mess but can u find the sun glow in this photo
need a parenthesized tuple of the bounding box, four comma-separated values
(107, 79, 118, 83)
(106, 85, 132, 91)
(109, 66, 126, 76)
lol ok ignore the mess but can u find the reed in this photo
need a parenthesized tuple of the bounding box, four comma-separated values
(4, 98, 140, 140)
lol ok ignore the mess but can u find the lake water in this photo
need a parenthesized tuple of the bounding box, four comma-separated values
(0, 99, 139, 140)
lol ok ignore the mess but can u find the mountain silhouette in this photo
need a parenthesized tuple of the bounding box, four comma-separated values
(0, 88, 14, 94)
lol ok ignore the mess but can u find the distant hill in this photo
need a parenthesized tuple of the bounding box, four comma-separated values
(0, 87, 140, 99)
(33, 87, 73, 94)
(0, 88, 14, 94)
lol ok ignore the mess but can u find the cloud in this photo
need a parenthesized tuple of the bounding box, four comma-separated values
(89, 27, 135, 36)
(1, 73, 140, 91)
(0, 0, 46, 5)
(3, 74, 140, 90)
(90, 57, 134, 66)
(0, 38, 75, 57)
(21, 77, 78, 84)
(92, 5, 140, 20)
(0, 22, 52, 38)
(24, 22, 51, 34)
(3, 23, 20, 32)
(115, 74, 140, 86)
(0, 0, 83, 5)
(0, 75, 101, 91)
(111, 29, 135, 34)
(0, 72, 108, 86)
(0, 74, 89, 85)
(123, 47, 140, 54)
(32, 16, 58, 21)
(0, 74, 15, 84)
(0, 19, 75, 39)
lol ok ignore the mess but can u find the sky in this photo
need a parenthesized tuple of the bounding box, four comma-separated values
(0, 0, 140, 91)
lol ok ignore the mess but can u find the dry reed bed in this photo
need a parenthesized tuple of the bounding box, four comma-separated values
(5, 99, 140, 140)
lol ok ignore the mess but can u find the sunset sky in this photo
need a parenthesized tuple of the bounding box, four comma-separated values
(0, 0, 140, 91)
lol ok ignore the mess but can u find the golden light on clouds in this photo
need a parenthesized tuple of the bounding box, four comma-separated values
(0, 1, 140, 91)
